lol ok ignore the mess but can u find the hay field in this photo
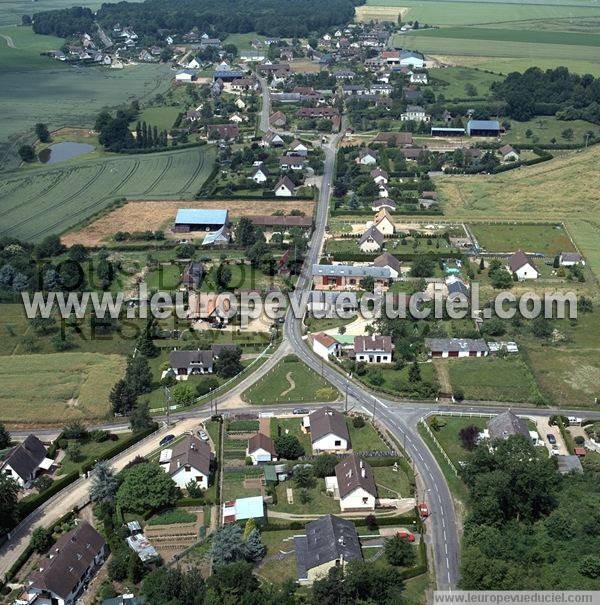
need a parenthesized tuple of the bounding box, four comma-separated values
(0, 146, 216, 242)
(0, 352, 125, 424)
(63, 198, 316, 247)
(355, 5, 403, 22)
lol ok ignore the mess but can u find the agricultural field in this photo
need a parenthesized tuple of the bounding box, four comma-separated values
(0, 352, 125, 424)
(0, 145, 217, 242)
(63, 198, 315, 247)
(428, 66, 501, 100)
(0, 26, 65, 71)
(242, 354, 339, 404)
(355, 4, 402, 22)
(447, 357, 542, 403)
(134, 105, 182, 132)
(223, 32, 267, 50)
(470, 223, 575, 255)
(503, 117, 600, 146)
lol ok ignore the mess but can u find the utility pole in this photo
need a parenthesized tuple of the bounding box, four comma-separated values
(164, 386, 171, 427)
(345, 379, 348, 412)
(372, 396, 377, 422)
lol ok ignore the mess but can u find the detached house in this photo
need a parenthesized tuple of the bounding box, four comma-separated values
(207, 124, 239, 140)
(181, 261, 204, 290)
(312, 264, 392, 290)
(371, 167, 388, 185)
(1, 435, 53, 488)
(262, 130, 284, 147)
(289, 140, 309, 156)
(507, 250, 539, 280)
(372, 197, 396, 212)
(160, 435, 212, 489)
(358, 225, 385, 253)
(425, 338, 489, 358)
(307, 407, 350, 453)
(250, 165, 268, 184)
(274, 175, 296, 197)
(20, 522, 108, 605)
(312, 332, 342, 361)
(499, 144, 519, 162)
(373, 252, 401, 279)
(353, 335, 393, 364)
(169, 349, 214, 375)
(487, 410, 531, 442)
(357, 148, 378, 165)
(332, 454, 377, 511)
(559, 252, 584, 266)
(373, 208, 395, 235)
(279, 155, 305, 171)
(246, 433, 277, 465)
(401, 105, 430, 122)
(269, 111, 287, 128)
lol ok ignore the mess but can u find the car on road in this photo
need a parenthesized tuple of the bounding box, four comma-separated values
(197, 430, 209, 441)
(293, 408, 310, 415)
(159, 434, 175, 447)
(418, 502, 429, 518)
(546, 434, 557, 445)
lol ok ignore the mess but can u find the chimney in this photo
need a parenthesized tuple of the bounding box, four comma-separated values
(361, 468, 366, 478)
(177, 460, 181, 468)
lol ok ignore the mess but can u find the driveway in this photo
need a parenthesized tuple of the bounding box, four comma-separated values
(532, 415, 569, 455)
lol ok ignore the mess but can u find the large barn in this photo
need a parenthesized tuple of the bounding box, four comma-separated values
(173, 209, 229, 233)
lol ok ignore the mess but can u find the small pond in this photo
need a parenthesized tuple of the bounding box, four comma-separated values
(38, 141, 95, 164)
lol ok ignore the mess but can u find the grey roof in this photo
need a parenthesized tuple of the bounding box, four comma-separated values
(169, 349, 213, 369)
(294, 514, 362, 579)
(560, 252, 582, 263)
(467, 119, 500, 130)
(424, 338, 488, 354)
(556, 454, 583, 475)
(447, 279, 469, 297)
(248, 433, 276, 456)
(358, 226, 384, 247)
(312, 264, 391, 279)
(335, 454, 377, 499)
(1, 434, 47, 481)
(275, 175, 296, 192)
(168, 434, 211, 476)
(28, 522, 106, 600)
(488, 411, 530, 441)
(309, 407, 350, 444)
(401, 50, 424, 60)
(374, 252, 401, 272)
(182, 262, 203, 287)
(354, 335, 393, 354)
(508, 250, 536, 273)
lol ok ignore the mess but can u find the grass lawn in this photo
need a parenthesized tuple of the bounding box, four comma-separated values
(346, 418, 389, 452)
(223, 32, 267, 50)
(357, 363, 438, 398)
(470, 222, 575, 255)
(447, 356, 542, 403)
(134, 106, 181, 132)
(373, 465, 413, 498)
(503, 117, 600, 146)
(57, 433, 127, 476)
(270, 418, 312, 455)
(270, 478, 338, 515)
(0, 352, 125, 423)
(304, 315, 355, 333)
(221, 468, 264, 502)
(147, 508, 197, 525)
(403, 572, 432, 605)
(429, 66, 501, 100)
(426, 416, 487, 467)
(146, 263, 182, 291)
(201, 263, 278, 293)
(256, 529, 299, 583)
(0, 26, 65, 72)
(242, 355, 339, 404)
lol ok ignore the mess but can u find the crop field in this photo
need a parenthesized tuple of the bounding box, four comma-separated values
(0, 352, 125, 424)
(0, 146, 217, 241)
(447, 357, 542, 403)
(63, 197, 314, 246)
(470, 223, 575, 255)
(0, 61, 171, 170)
(0, 26, 65, 71)
(134, 106, 182, 131)
(355, 5, 402, 22)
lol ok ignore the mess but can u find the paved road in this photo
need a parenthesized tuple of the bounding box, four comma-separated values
(257, 74, 271, 133)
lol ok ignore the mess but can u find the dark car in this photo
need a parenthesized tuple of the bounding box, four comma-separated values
(546, 433, 557, 445)
(159, 434, 175, 447)
(293, 408, 310, 415)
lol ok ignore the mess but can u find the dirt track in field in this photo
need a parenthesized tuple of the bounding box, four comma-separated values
(62, 199, 316, 247)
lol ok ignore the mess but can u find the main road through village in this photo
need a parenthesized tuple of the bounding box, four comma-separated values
(4, 85, 600, 589)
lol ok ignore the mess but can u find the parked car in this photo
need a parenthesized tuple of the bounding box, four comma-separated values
(396, 530, 415, 542)
(293, 408, 310, 415)
(418, 502, 429, 518)
(197, 430, 209, 441)
(159, 434, 175, 447)
(546, 434, 557, 445)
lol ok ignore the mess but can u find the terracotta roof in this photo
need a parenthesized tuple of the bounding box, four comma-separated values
(309, 407, 349, 444)
(314, 332, 338, 348)
(335, 454, 377, 499)
(248, 433, 276, 456)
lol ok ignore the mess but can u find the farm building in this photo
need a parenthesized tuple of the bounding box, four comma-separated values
(431, 126, 465, 137)
(294, 514, 362, 584)
(173, 209, 228, 233)
(424, 338, 488, 358)
(248, 214, 312, 230)
(312, 264, 392, 290)
(466, 120, 500, 137)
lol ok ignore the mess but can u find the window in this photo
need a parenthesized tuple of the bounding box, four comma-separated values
(334, 440, 341, 446)
(362, 497, 368, 504)
(184, 465, 191, 472)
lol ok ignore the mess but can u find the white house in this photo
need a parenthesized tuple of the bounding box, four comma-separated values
(372, 197, 396, 212)
(507, 250, 539, 280)
(358, 226, 384, 253)
(187, 58, 201, 69)
(175, 70, 194, 82)
(559, 252, 584, 266)
(250, 165, 268, 183)
(229, 112, 245, 123)
(161, 435, 211, 490)
(371, 168, 388, 185)
(499, 144, 519, 162)
(357, 148, 378, 165)
(0, 435, 53, 488)
(410, 72, 428, 84)
(424, 338, 489, 358)
(289, 140, 309, 156)
(308, 407, 350, 453)
(274, 175, 295, 197)
(373, 208, 395, 235)
(312, 332, 341, 361)
(279, 155, 305, 171)
(401, 105, 430, 122)
(353, 335, 393, 363)
(246, 433, 277, 465)
(332, 454, 377, 511)
(19, 522, 107, 605)
(373, 252, 401, 279)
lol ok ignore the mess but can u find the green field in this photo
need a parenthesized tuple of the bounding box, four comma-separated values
(503, 117, 600, 146)
(447, 357, 542, 402)
(425, 415, 488, 466)
(470, 223, 575, 255)
(429, 66, 501, 99)
(0, 145, 216, 241)
(0, 352, 125, 423)
(0, 26, 65, 71)
(242, 355, 339, 404)
(223, 32, 267, 50)
(134, 106, 182, 132)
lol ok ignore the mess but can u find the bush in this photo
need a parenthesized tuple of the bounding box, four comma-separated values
(574, 436, 585, 446)
(352, 415, 366, 428)
(365, 514, 378, 530)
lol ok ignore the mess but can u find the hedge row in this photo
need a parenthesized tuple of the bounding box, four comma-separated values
(114, 140, 208, 155)
(261, 513, 420, 532)
(196, 192, 314, 201)
(331, 208, 442, 217)
(328, 251, 464, 263)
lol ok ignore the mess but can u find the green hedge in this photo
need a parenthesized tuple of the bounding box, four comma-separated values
(328, 251, 464, 263)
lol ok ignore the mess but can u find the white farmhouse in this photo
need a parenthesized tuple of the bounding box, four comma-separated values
(274, 175, 295, 197)
(312, 332, 341, 361)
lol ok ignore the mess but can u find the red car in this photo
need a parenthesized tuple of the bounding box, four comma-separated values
(418, 502, 429, 518)
(397, 530, 415, 542)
